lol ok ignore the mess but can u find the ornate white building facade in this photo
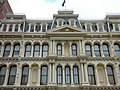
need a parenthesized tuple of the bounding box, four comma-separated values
(0, 11, 120, 90)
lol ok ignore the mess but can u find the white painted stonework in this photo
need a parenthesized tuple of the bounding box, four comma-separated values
(0, 11, 120, 90)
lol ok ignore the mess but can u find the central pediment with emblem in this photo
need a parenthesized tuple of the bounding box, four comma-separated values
(47, 25, 86, 33)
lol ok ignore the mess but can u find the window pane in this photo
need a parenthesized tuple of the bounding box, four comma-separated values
(34, 44, 40, 57)
(57, 66, 62, 84)
(0, 66, 6, 85)
(21, 66, 29, 85)
(103, 44, 109, 56)
(107, 65, 115, 84)
(65, 66, 71, 84)
(42, 44, 48, 57)
(87, 66, 96, 85)
(114, 44, 120, 57)
(73, 66, 79, 84)
(13, 44, 20, 57)
(8, 66, 17, 85)
(4, 44, 11, 57)
(25, 44, 31, 57)
(85, 44, 91, 56)
(72, 44, 77, 56)
(57, 44, 62, 56)
(94, 44, 100, 57)
(40, 66, 48, 85)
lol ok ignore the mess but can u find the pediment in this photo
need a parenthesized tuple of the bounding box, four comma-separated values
(47, 25, 86, 33)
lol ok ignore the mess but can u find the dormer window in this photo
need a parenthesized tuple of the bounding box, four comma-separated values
(92, 23, 97, 32)
(71, 20, 74, 26)
(42, 25, 46, 32)
(9, 24, 13, 32)
(68, 19, 76, 27)
(15, 24, 18, 32)
(30, 25, 34, 32)
(3, 24, 7, 31)
(56, 19, 64, 27)
(59, 21, 62, 26)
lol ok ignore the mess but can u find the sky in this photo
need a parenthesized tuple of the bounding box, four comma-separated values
(8, 0, 120, 20)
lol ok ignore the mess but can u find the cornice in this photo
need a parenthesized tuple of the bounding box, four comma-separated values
(0, 85, 120, 90)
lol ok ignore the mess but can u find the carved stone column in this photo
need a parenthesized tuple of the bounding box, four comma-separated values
(0, 43, 4, 57)
(27, 66, 31, 86)
(100, 42, 104, 57)
(62, 42, 65, 57)
(39, 42, 42, 57)
(63, 67, 65, 85)
(71, 67, 74, 85)
(30, 43, 34, 57)
(9, 43, 13, 57)
(79, 40, 82, 56)
(15, 63, 21, 86)
(69, 42, 72, 57)
(104, 66, 110, 86)
(37, 66, 40, 86)
(91, 43, 95, 57)
(3, 66, 9, 86)
(95, 65, 100, 86)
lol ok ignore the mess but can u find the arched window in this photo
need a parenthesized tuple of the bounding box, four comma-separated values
(0, 65, 6, 85)
(71, 20, 74, 26)
(7, 66, 17, 85)
(42, 44, 49, 57)
(21, 65, 29, 85)
(15, 24, 19, 32)
(13, 44, 20, 57)
(85, 44, 92, 56)
(9, 24, 13, 31)
(30, 25, 34, 32)
(72, 44, 77, 56)
(34, 44, 40, 57)
(107, 65, 116, 85)
(87, 65, 96, 85)
(57, 65, 62, 84)
(40, 66, 48, 85)
(114, 44, 120, 57)
(57, 44, 62, 56)
(4, 44, 11, 57)
(59, 20, 62, 26)
(73, 66, 79, 84)
(25, 44, 31, 57)
(94, 44, 101, 57)
(103, 44, 110, 56)
(65, 66, 71, 84)
(3, 24, 7, 31)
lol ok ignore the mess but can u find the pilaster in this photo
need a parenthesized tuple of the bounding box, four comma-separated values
(81, 40, 86, 56)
